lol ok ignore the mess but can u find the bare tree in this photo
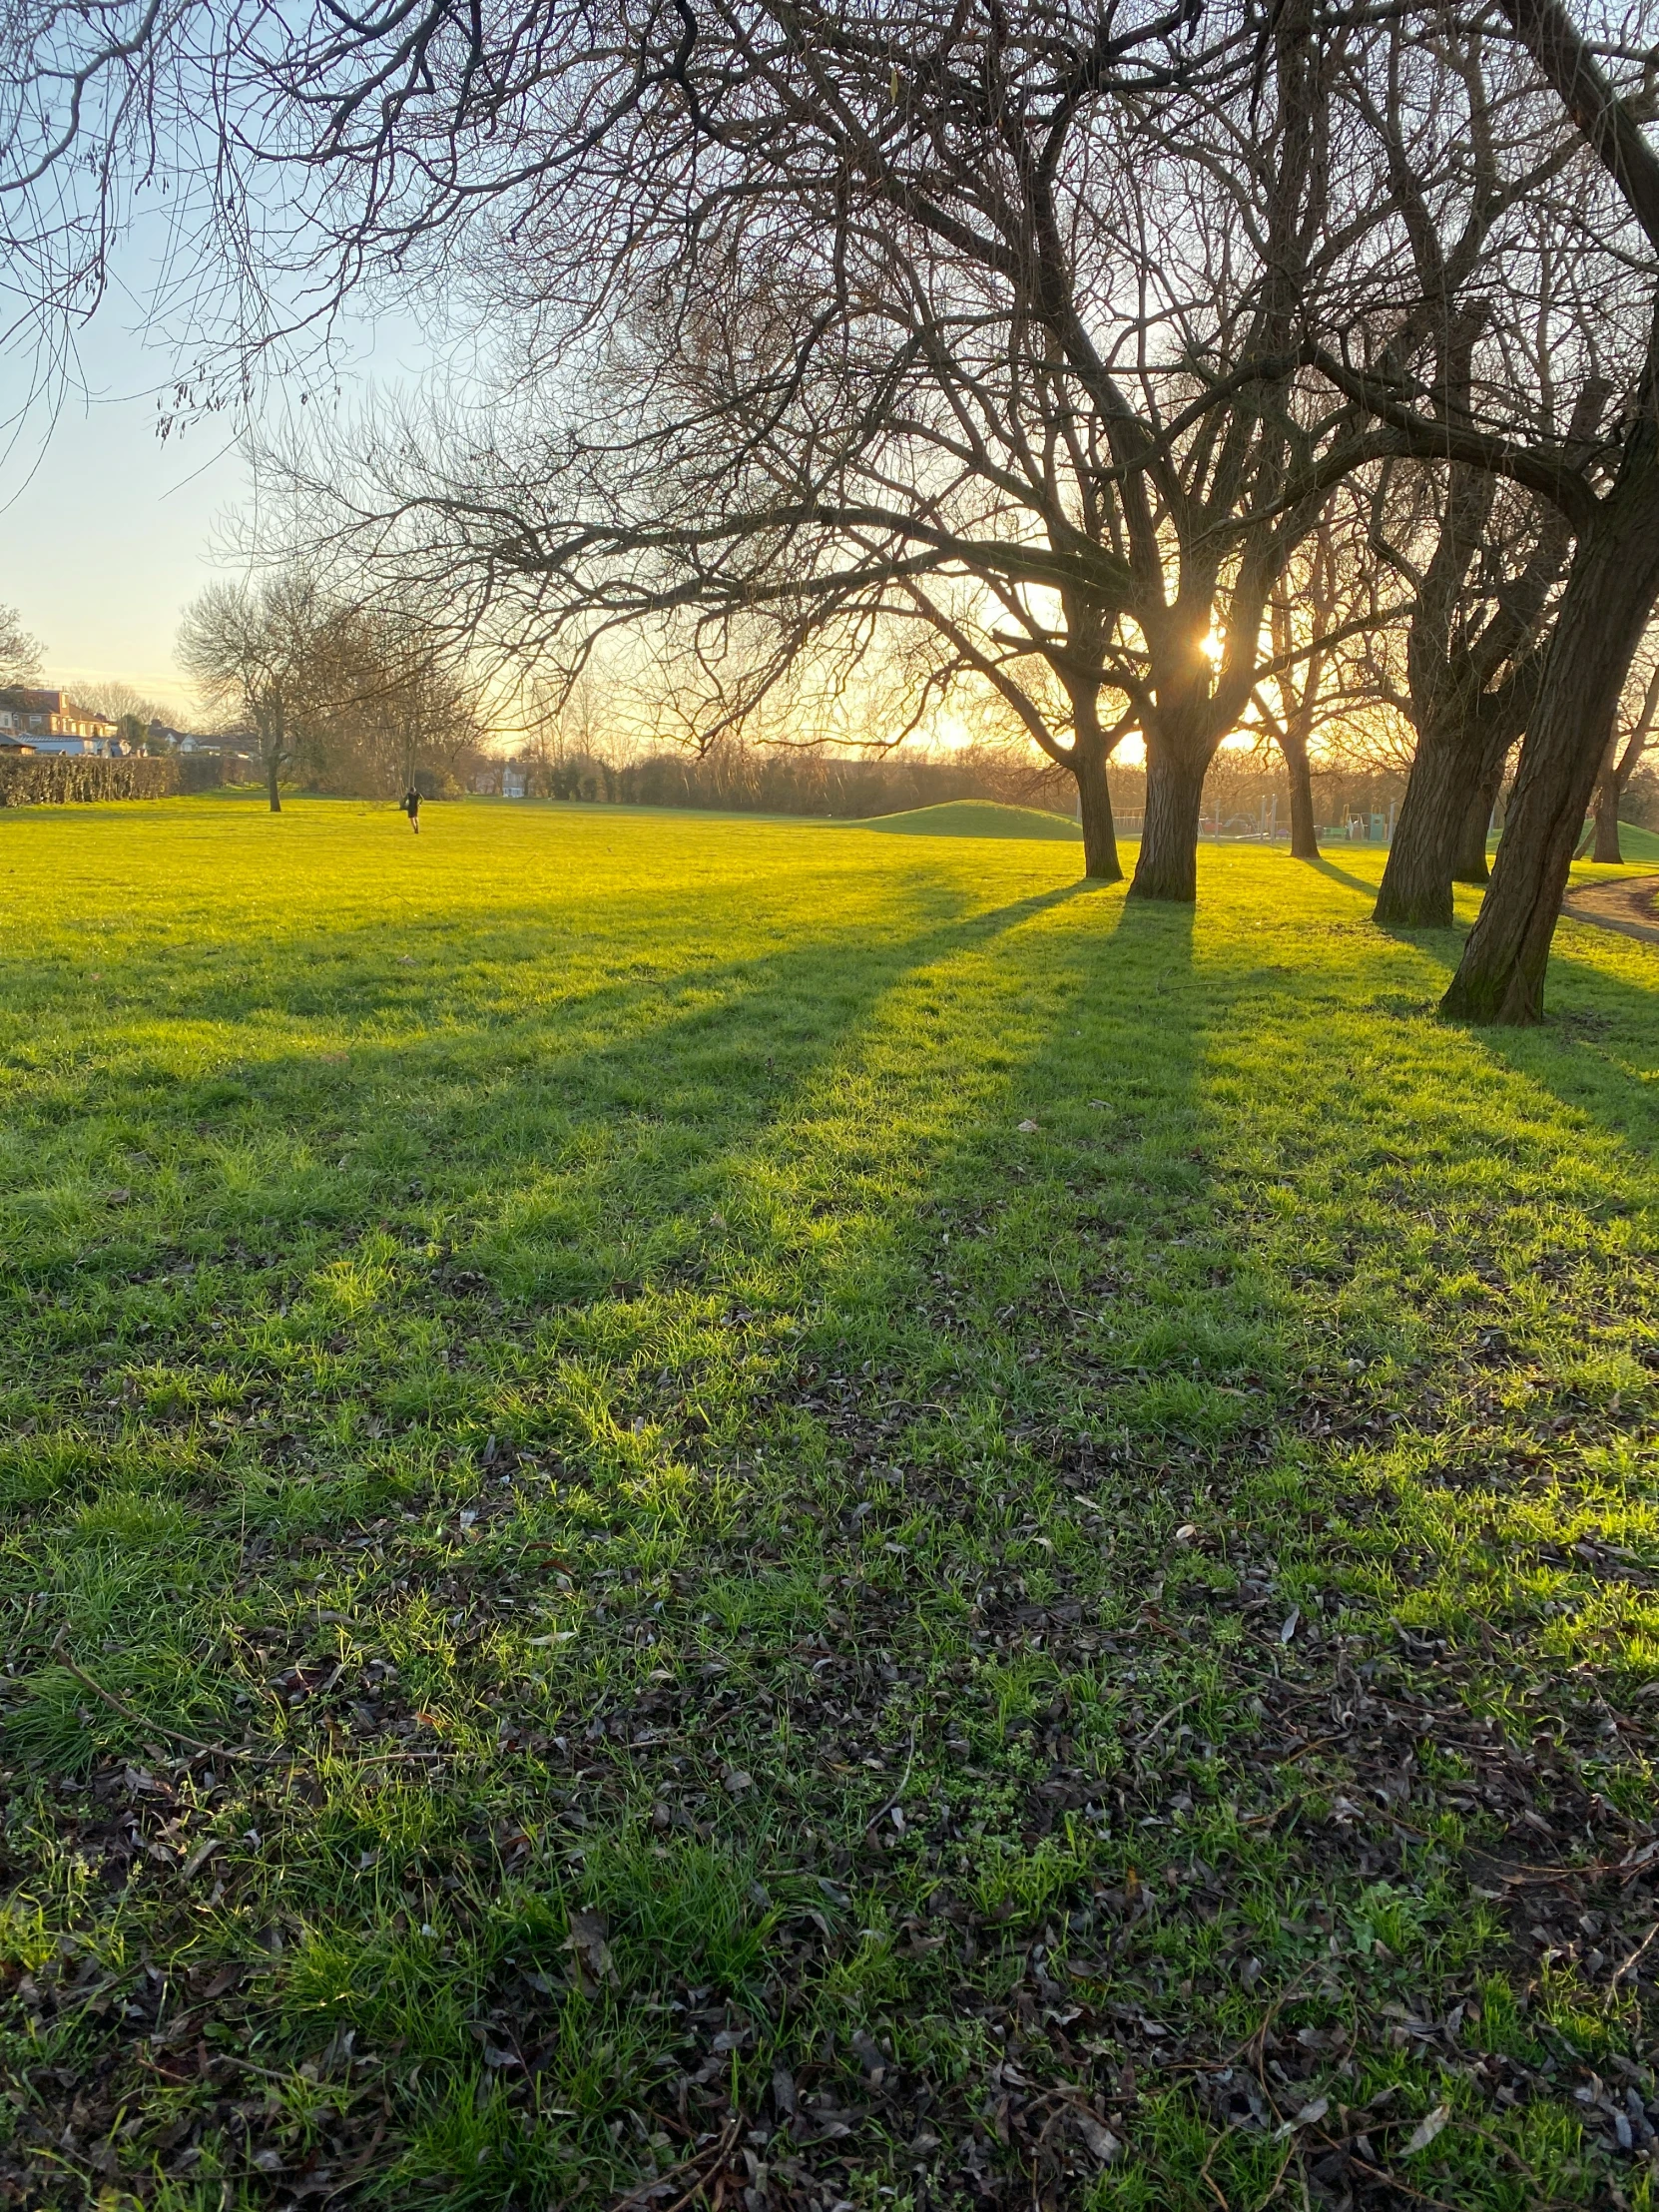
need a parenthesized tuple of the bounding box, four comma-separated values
(0, 0, 1425, 900)
(178, 573, 336, 812)
(1335, 45, 1619, 933)
(313, 614, 489, 798)
(221, 0, 1420, 902)
(1248, 492, 1410, 858)
(1436, 0, 1659, 1019)
(0, 603, 41, 686)
(1303, 0, 1659, 1016)
(75, 678, 186, 751)
(1370, 451, 1588, 925)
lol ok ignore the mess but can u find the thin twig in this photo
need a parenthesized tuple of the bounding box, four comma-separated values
(1238, 1784, 1315, 1828)
(1610, 1919, 1659, 1990)
(867, 1719, 919, 1834)
(50, 1629, 289, 1768)
(1134, 1693, 1199, 1749)
(1342, 2150, 1496, 2212)
(48, 1629, 445, 1774)
(1272, 1732, 1344, 1767)
(608, 2115, 743, 2212)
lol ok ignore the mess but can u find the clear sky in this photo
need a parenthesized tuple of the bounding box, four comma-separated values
(0, 334, 250, 717)
(0, 239, 434, 721)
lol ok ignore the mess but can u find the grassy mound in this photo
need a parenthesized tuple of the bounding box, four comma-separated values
(1614, 821, 1659, 864)
(0, 798, 1655, 2211)
(856, 797, 1082, 838)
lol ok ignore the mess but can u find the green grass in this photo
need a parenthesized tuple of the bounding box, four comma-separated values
(2, 795, 1658, 2211)
(856, 798, 1083, 837)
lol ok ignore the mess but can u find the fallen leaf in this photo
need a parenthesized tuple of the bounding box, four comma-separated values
(849, 2027, 888, 2082)
(723, 1767, 755, 1796)
(1016, 1119, 1040, 1134)
(105, 1188, 132, 1206)
(1074, 2112, 1122, 2165)
(1280, 1606, 1301, 1643)
(1402, 2103, 1450, 2155)
(193, 1963, 244, 2000)
(564, 1910, 616, 1984)
(182, 1837, 223, 1881)
(1276, 2095, 1329, 2138)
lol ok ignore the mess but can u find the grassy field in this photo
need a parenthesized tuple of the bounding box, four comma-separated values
(2, 795, 1658, 2212)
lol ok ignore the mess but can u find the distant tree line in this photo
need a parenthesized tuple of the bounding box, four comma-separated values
(486, 738, 1435, 839)
(490, 737, 1076, 819)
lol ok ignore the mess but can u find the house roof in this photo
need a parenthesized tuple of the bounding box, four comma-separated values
(0, 687, 119, 732)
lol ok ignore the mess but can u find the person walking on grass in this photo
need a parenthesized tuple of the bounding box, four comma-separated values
(402, 787, 421, 833)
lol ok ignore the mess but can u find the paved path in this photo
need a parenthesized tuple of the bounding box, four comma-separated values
(1561, 873, 1659, 946)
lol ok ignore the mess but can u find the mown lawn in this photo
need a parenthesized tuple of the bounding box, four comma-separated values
(1, 796, 1657, 2212)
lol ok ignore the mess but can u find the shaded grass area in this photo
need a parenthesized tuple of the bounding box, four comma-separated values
(0, 799, 1657, 2211)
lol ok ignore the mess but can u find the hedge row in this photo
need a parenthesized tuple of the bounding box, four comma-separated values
(0, 756, 180, 806)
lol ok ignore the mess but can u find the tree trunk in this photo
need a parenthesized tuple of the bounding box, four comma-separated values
(1279, 726, 1319, 858)
(267, 755, 282, 814)
(1450, 742, 1509, 884)
(1450, 784, 1492, 883)
(1129, 740, 1208, 903)
(1374, 716, 1472, 925)
(1073, 744, 1122, 882)
(1592, 759, 1623, 862)
(1442, 484, 1659, 1024)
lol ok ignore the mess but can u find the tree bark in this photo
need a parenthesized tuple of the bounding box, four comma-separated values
(1129, 740, 1209, 902)
(1383, 416, 1569, 917)
(1072, 742, 1122, 882)
(1592, 756, 1623, 862)
(267, 755, 282, 814)
(1450, 743, 1509, 883)
(1279, 725, 1320, 858)
(1374, 718, 1472, 925)
(1442, 478, 1659, 1023)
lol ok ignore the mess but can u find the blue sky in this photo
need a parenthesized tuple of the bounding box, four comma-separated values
(0, 230, 435, 719)
(0, 335, 250, 715)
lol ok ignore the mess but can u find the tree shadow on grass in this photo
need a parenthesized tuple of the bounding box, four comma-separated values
(12, 849, 1656, 2212)
(1463, 942, 1659, 1158)
(1305, 854, 1383, 901)
(751, 881, 1216, 1460)
(0, 876, 1102, 1301)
